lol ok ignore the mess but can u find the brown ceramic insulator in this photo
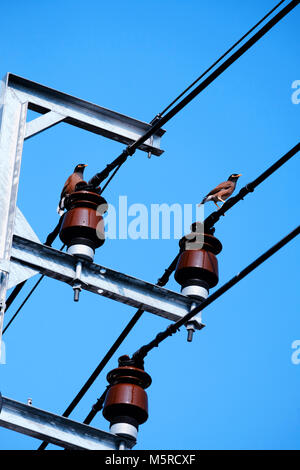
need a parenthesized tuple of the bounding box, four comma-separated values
(103, 365, 152, 426)
(59, 191, 107, 249)
(175, 249, 219, 288)
(179, 231, 222, 254)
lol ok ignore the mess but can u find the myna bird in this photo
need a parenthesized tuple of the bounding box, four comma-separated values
(199, 173, 242, 209)
(57, 163, 88, 215)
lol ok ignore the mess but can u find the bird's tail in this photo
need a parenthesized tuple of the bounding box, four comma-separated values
(198, 197, 207, 206)
(57, 197, 65, 216)
(57, 205, 64, 216)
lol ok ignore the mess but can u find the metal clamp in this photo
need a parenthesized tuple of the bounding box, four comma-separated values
(185, 303, 205, 342)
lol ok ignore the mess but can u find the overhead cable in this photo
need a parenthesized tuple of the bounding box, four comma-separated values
(132, 226, 300, 363)
(88, 0, 298, 192)
(158, 0, 286, 117)
(153, 142, 300, 288)
(204, 142, 300, 230)
(38, 264, 176, 450)
(3, 243, 65, 334)
(65, 225, 300, 434)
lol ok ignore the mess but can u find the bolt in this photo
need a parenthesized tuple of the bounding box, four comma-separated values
(73, 286, 81, 302)
(186, 321, 196, 342)
(187, 329, 194, 342)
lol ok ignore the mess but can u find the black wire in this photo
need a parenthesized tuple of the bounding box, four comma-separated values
(5, 280, 27, 313)
(62, 254, 184, 432)
(83, 388, 109, 425)
(39, 225, 300, 450)
(144, 142, 300, 289)
(99, 163, 123, 195)
(3, 276, 44, 335)
(10, 140, 297, 324)
(4, 216, 65, 315)
(37, 308, 142, 450)
(68, 224, 300, 434)
(38, 139, 300, 449)
(142, 0, 298, 147)
(3, 244, 65, 334)
(156, 253, 181, 287)
(38, 255, 177, 450)
(65, 308, 144, 418)
(38, 242, 183, 449)
(44, 215, 65, 247)
(158, 0, 286, 117)
(204, 142, 300, 230)
(89, 0, 298, 193)
(35, 0, 298, 447)
(132, 226, 300, 363)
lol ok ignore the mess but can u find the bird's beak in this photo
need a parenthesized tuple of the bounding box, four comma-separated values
(237, 174, 242, 177)
(83, 164, 88, 167)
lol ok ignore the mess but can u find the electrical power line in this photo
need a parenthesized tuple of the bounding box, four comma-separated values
(21, 0, 298, 450)
(3, 244, 65, 334)
(127, 0, 298, 153)
(13, 0, 297, 340)
(158, 0, 286, 117)
(4, 220, 65, 315)
(3, 275, 44, 335)
(63, 224, 300, 436)
(204, 142, 300, 230)
(5, 280, 27, 313)
(37, 313, 143, 450)
(38, 140, 299, 449)
(38, 262, 177, 450)
(31, 1, 299, 360)
(132, 225, 300, 363)
(6, 1, 297, 327)
(100, 162, 123, 195)
(83, 388, 108, 425)
(88, 0, 298, 193)
(153, 142, 299, 288)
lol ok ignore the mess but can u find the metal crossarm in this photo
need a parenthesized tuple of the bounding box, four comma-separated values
(0, 72, 166, 354)
(11, 235, 203, 326)
(0, 394, 134, 450)
(7, 73, 165, 155)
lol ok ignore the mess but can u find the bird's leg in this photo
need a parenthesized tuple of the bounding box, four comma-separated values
(217, 197, 226, 215)
(214, 201, 221, 209)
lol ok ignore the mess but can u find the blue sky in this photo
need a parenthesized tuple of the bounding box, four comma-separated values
(0, 0, 299, 450)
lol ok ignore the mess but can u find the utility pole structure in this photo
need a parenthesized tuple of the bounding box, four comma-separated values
(0, 73, 203, 449)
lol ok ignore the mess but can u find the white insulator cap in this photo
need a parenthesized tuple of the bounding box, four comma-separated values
(67, 244, 94, 261)
(110, 422, 138, 441)
(181, 284, 209, 300)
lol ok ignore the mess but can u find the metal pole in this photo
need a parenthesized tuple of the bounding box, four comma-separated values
(0, 79, 27, 356)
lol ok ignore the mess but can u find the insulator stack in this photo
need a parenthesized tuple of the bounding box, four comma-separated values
(175, 222, 222, 301)
(59, 190, 107, 262)
(103, 355, 152, 441)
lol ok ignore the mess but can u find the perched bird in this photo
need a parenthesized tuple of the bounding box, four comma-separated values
(199, 173, 242, 209)
(57, 163, 88, 215)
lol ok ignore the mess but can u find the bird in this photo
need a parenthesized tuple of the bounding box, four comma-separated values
(199, 173, 242, 209)
(57, 163, 88, 215)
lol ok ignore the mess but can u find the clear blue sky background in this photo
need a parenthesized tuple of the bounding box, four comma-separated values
(0, 0, 299, 450)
